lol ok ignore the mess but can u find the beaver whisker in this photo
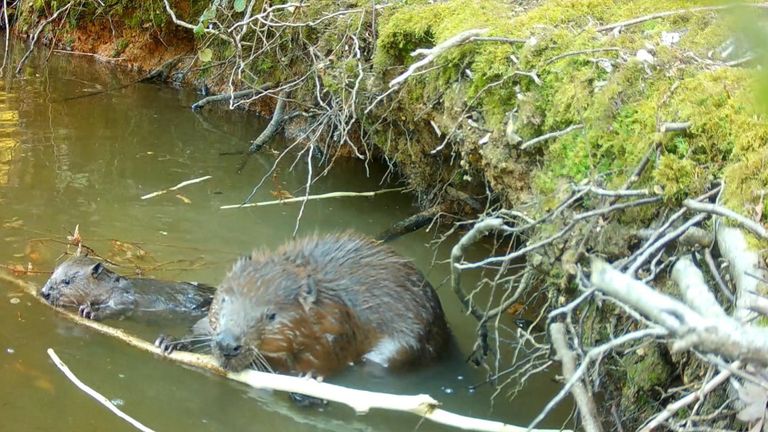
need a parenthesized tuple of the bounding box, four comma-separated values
(250, 350, 274, 373)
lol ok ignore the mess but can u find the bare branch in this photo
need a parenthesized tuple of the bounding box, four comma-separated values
(520, 124, 584, 151)
(685, 199, 768, 240)
(389, 28, 489, 88)
(596, 4, 768, 33)
(549, 323, 604, 432)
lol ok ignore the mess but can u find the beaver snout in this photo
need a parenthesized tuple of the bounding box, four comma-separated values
(40, 283, 52, 302)
(215, 331, 243, 359)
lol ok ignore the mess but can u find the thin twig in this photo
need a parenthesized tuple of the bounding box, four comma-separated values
(389, 28, 488, 88)
(596, 3, 768, 33)
(219, 188, 405, 209)
(47, 349, 156, 432)
(520, 124, 584, 151)
(16, 1, 74, 75)
(140, 176, 212, 200)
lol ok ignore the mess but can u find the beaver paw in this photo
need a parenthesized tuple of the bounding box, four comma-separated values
(288, 392, 328, 409)
(78, 304, 99, 320)
(154, 335, 185, 355)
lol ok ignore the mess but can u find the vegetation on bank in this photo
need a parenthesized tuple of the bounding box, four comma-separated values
(9, 1, 768, 431)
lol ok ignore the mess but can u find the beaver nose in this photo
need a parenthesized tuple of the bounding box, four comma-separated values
(40, 284, 51, 301)
(216, 332, 243, 358)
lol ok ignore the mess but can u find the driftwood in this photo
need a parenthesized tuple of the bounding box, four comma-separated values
(236, 91, 290, 173)
(191, 83, 274, 111)
(1, 271, 565, 432)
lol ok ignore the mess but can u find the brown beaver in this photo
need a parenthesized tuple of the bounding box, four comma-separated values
(40, 255, 215, 320)
(158, 233, 450, 377)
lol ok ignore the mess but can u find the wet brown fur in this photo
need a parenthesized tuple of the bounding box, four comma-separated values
(209, 232, 450, 376)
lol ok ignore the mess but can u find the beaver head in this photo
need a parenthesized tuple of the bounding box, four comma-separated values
(209, 255, 325, 373)
(40, 256, 130, 310)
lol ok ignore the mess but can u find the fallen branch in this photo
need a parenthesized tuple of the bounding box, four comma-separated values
(140, 176, 212, 200)
(47, 349, 156, 432)
(248, 91, 289, 154)
(595, 3, 768, 33)
(16, 1, 74, 75)
(2, 271, 565, 432)
(237, 90, 290, 173)
(549, 323, 604, 432)
(389, 28, 488, 88)
(219, 188, 405, 209)
(376, 205, 443, 242)
(520, 124, 584, 151)
(191, 84, 274, 111)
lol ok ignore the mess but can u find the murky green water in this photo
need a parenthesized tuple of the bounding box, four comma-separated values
(0, 44, 570, 431)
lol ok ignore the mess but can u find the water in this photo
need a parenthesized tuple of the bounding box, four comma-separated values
(0, 44, 570, 431)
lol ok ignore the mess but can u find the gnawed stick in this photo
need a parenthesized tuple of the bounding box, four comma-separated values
(140, 176, 212, 200)
(1, 272, 566, 432)
(47, 348, 156, 432)
(220, 188, 405, 209)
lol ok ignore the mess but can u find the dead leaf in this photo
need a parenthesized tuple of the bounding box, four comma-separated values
(505, 303, 525, 316)
(271, 190, 293, 200)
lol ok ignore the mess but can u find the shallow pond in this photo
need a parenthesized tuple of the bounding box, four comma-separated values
(0, 44, 570, 431)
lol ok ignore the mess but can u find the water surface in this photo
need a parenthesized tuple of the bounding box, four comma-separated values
(0, 45, 570, 431)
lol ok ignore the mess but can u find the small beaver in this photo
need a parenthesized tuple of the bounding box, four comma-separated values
(41, 256, 215, 320)
(159, 233, 450, 377)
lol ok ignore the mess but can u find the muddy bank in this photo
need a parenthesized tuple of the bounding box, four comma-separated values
(8, 1, 768, 430)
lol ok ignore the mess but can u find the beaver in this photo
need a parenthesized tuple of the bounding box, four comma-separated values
(40, 255, 215, 321)
(158, 232, 450, 377)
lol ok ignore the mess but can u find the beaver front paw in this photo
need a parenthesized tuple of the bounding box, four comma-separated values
(78, 304, 99, 320)
(154, 334, 188, 355)
(288, 392, 328, 409)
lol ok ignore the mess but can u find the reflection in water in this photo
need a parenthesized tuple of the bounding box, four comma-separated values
(0, 46, 571, 432)
(0, 91, 19, 186)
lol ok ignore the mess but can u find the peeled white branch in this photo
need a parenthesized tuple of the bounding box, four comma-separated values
(590, 259, 768, 365)
(716, 226, 767, 322)
(671, 255, 727, 319)
(48, 349, 156, 432)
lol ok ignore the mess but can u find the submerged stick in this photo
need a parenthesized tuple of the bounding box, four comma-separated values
(2, 271, 564, 432)
(219, 188, 405, 209)
(140, 176, 212, 200)
(47, 349, 156, 432)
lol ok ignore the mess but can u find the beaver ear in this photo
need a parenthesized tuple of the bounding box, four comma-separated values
(298, 277, 317, 310)
(90, 262, 105, 279)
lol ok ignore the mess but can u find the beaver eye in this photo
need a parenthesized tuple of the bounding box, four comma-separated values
(62, 278, 71, 286)
(266, 312, 276, 322)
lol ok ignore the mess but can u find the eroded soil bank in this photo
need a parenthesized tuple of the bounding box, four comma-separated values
(8, 1, 768, 430)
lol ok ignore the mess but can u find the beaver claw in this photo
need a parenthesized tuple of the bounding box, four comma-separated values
(78, 304, 98, 320)
(155, 335, 185, 355)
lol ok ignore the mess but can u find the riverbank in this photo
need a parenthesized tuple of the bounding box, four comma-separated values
(8, 1, 768, 430)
